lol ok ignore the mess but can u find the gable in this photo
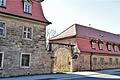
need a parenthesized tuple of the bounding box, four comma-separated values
(50, 24, 76, 40)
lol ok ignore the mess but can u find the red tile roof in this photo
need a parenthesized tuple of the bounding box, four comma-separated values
(50, 23, 120, 54)
(77, 37, 120, 54)
(75, 24, 120, 54)
(76, 24, 120, 43)
(0, 0, 51, 24)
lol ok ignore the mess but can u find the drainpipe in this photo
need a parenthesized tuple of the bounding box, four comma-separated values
(90, 52, 93, 70)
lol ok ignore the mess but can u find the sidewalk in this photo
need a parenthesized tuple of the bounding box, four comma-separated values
(0, 69, 120, 80)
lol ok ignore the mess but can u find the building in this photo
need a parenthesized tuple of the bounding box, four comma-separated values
(0, 0, 51, 77)
(49, 24, 120, 72)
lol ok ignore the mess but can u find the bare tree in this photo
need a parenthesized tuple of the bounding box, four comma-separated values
(46, 27, 57, 49)
(46, 27, 57, 39)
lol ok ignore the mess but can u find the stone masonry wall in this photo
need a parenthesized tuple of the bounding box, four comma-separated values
(73, 52, 120, 71)
(92, 54, 120, 70)
(72, 53, 91, 71)
(0, 15, 51, 77)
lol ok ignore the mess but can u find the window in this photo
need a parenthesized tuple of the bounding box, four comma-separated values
(24, 0, 32, 14)
(91, 41, 96, 49)
(93, 57, 97, 65)
(23, 27, 32, 40)
(100, 57, 104, 65)
(20, 53, 31, 68)
(118, 45, 120, 51)
(107, 44, 111, 51)
(115, 58, 119, 65)
(0, 22, 5, 37)
(98, 40, 103, 50)
(0, 0, 6, 7)
(48, 43, 52, 51)
(0, 52, 4, 68)
(99, 43, 103, 50)
(109, 58, 112, 65)
(114, 45, 118, 52)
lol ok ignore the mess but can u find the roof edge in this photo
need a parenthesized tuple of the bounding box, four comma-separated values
(0, 11, 52, 25)
(50, 24, 76, 40)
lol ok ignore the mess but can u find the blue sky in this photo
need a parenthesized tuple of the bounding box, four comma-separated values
(42, 0, 120, 34)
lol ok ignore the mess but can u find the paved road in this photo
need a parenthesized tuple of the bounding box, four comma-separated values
(0, 69, 120, 80)
(63, 71, 120, 80)
(64, 77, 120, 80)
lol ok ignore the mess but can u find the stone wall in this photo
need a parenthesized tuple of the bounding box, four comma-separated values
(72, 53, 91, 71)
(73, 52, 120, 71)
(0, 15, 51, 77)
(92, 54, 120, 70)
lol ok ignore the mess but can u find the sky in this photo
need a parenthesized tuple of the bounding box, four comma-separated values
(42, 0, 120, 35)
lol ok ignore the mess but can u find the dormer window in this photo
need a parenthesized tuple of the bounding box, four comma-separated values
(108, 45, 111, 51)
(99, 43, 103, 50)
(118, 45, 120, 51)
(91, 39, 96, 49)
(113, 45, 118, 52)
(98, 40, 103, 50)
(0, 0, 6, 7)
(24, 0, 32, 14)
(107, 42, 111, 51)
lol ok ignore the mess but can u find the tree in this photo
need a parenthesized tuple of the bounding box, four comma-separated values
(46, 27, 57, 39)
(46, 27, 57, 49)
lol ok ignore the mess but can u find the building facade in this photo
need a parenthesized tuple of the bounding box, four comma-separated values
(49, 24, 120, 72)
(0, 0, 51, 77)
